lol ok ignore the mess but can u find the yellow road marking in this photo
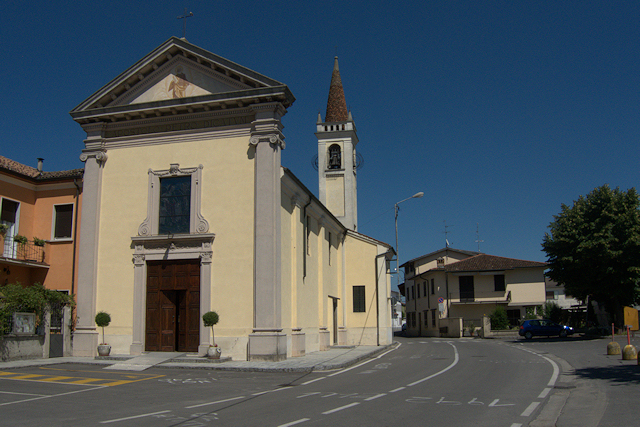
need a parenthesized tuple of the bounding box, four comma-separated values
(38, 376, 73, 382)
(0, 371, 164, 387)
(8, 374, 45, 380)
(67, 378, 106, 384)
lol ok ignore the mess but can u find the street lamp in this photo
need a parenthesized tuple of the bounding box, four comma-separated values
(395, 192, 424, 290)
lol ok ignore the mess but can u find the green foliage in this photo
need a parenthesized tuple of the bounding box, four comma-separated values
(525, 306, 540, 319)
(490, 306, 510, 330)
(0, 224, 8, 235)
(0, 282, 75, 335)
(202, 311, 219, 327)
(13, 235, 27, 245)
(33, 237, 45, 247)
(95, 311, 111, 345)
(95, 311, 111, 328)
(543, 302, 563, 323)
(542, 185, 640, 324)
(202, 311, 219, 346)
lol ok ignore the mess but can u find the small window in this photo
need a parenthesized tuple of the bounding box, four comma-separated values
(431, 279, 435, 295)
(431, 309, 437, 326)
(423, 282, 427, 297)
(353, 286, 365, 312)
(328, 231, 332, 266)
(494, 274, 505, 292)
(459, 276, 474, 301)
(53, 204, 73, 239)
(417, 284, 420, 299)
(424, 310, 428, 326)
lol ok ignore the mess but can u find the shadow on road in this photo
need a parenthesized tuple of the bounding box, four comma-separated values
(573, 364, 640, 385)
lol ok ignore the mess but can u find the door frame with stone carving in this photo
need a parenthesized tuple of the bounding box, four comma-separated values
(130, 234, 214, 356)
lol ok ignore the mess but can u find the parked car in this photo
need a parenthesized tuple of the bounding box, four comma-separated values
(519, 319, 574, 339)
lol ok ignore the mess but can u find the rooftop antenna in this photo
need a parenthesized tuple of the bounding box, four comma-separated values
(443, 220, 453, 248)
(177, 8, 194, 39)
(475, 223, 484, 252)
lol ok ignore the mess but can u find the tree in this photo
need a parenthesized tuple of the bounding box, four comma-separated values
(490, 306, 510, 330)
(542, 185, 640, 325)
(95, 311, 111, 345)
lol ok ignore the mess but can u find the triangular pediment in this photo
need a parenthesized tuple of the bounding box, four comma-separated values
(117, 56, 247, 105)
(70, 37, 294, 123)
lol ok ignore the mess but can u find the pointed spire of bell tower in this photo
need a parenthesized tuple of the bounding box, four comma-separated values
(315, 56, 359, 231)
(325, 57, 349, 122)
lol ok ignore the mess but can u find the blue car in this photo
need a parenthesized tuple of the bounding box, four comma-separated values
(519, 319, 573, 339)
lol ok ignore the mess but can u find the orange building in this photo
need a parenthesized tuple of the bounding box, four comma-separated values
(0, 156, 83, 295)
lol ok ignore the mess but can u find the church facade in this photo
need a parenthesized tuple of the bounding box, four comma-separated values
(70, 37, 393, 361)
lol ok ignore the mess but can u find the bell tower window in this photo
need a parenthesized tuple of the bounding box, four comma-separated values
(328, 144, 341, 169)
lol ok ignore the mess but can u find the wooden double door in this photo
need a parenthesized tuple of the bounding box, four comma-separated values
(145, 260, 200, 352)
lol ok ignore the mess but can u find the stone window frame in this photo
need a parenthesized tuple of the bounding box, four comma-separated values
(138, 163, 209, 236)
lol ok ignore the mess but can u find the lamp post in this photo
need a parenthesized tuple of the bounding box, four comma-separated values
(394, 192, 424, 290)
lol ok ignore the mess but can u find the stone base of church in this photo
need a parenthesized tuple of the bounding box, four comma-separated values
(72, 328, 99, 357)
(248, 332, 287, 362)
(291, 330, 305, 357)
(130, 342, 144, 355)
(338, 327, 347, 346)
(319, 328, 330, 351)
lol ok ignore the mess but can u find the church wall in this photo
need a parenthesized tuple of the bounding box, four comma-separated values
(280, 170, 348, 355)
(344, 234, 393, 346)
(94, 133, 256, 354)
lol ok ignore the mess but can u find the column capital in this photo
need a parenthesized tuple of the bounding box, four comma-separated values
(80, 150, 108, 164)
(249, 134, 285, 150)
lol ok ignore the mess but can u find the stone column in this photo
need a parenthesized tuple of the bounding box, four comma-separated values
(130, 252, 146, 355)
(248, 104, 287, 361)
(73, 148, 107, 357)
(198, 250, 213, 356)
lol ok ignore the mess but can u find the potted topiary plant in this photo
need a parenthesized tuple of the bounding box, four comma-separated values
(95, 311, 111, 356)
(202, 311, 221, 359)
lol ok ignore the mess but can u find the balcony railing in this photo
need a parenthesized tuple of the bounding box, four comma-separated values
(1, 236, 46, 263)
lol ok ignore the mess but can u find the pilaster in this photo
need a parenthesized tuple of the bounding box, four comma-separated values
(248, 105, 287, 361)
(73, 148, 107, 357)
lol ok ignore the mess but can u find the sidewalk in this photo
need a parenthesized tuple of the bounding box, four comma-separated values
(0, 344, 396, 373)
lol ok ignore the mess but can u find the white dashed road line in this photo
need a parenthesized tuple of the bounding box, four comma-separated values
(521, 401, 540, 417)
(322, 402, 360, 414)
(277, 418, 310, 427)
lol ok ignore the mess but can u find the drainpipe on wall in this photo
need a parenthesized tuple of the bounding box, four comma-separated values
(71, 178, 80, 297)
(302, 198, 312, 279)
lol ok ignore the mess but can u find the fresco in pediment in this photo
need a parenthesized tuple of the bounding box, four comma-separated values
(130, 65, 238, 104)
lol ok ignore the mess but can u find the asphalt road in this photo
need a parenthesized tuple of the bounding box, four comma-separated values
(0, 337, 564, 427)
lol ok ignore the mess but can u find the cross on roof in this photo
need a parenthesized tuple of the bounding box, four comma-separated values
(177, 8, 194, 39)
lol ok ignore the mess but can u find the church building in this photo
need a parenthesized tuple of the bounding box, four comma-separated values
(70, 37, 393, 361)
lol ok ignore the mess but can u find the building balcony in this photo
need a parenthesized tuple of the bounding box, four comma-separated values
(1, 236, 47, 265)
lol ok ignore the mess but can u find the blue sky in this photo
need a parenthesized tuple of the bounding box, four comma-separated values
(2, 1, 638, 270)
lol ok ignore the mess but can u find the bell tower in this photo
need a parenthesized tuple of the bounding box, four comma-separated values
(316, 57, 359, 231)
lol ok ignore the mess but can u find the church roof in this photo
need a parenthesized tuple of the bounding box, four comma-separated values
(325, 57, 349, 122)
(70, 37, 295, 124)
(444, 254, 547, 272)
(0, 156, 83, 182)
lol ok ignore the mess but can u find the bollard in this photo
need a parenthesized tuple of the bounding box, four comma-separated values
(607, 341, 621, 355)
(622, 344, 637, 360)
